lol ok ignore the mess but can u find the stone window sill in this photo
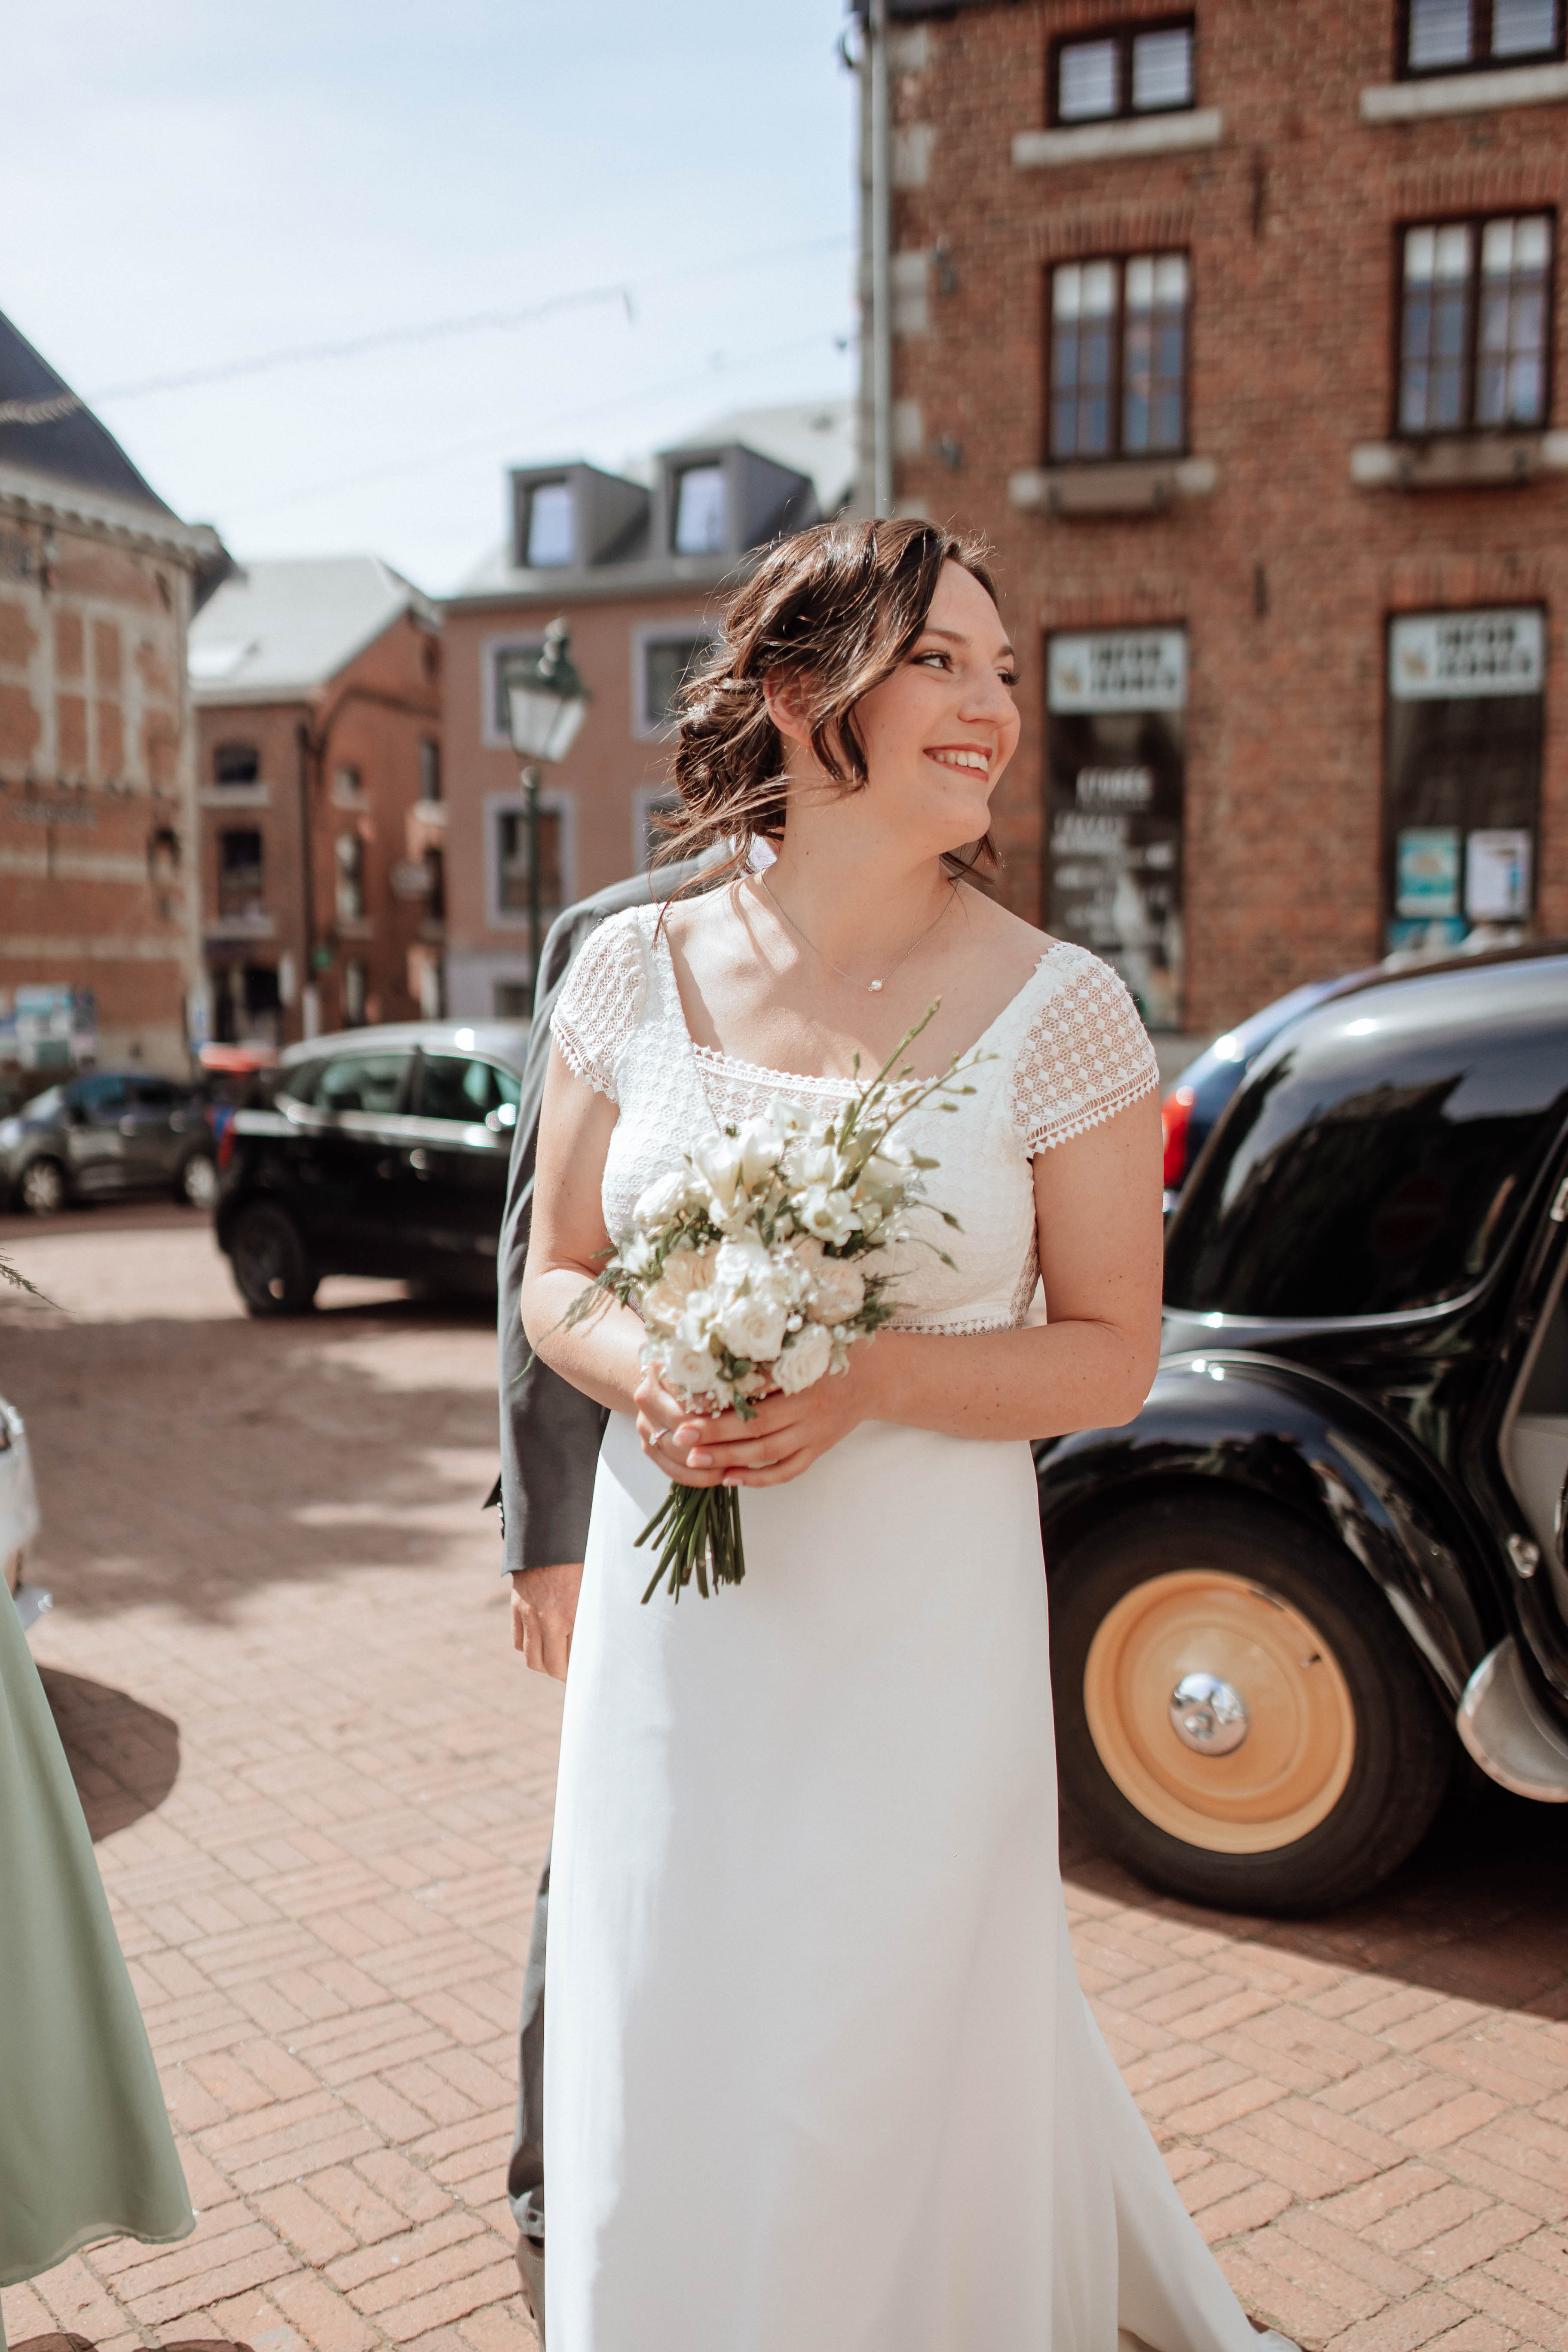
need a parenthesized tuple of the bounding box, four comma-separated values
(1013, 109, 1222, 170)
(1360, 60, 1568, 122)
(199, 784, 268, 810)
(336, 916, 374, 942)
(413, 798, 446, 827)
(1351, 433, 1568, 489)
(206, 913, 276, 942)
(1009, 457, 1218, 516)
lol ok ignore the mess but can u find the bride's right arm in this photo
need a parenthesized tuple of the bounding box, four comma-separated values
(521, 1045, 649, 1414)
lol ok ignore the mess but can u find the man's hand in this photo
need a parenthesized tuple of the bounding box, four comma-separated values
(510, 1562, 583, 1681)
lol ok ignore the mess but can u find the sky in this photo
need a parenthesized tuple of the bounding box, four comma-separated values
(2, 0, 858, 594)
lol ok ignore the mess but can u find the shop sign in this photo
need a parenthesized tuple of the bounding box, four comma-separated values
(1048, 630, 1187, 714)
(1389, 609, 1544, 701)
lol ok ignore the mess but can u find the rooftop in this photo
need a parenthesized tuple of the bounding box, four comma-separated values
(188, 554, 439, 703)
(0, 307, 173, 514)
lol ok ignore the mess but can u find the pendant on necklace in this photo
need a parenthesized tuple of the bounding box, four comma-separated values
(869, 979, 883, 992)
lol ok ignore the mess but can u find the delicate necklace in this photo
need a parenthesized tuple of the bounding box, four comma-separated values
(756, 870, 957, 994)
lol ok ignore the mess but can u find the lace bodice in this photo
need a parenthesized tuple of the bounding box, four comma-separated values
(552, 903, 1157, 1335)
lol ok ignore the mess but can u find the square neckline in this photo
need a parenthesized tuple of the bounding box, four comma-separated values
(647, 912, 1078, 1102)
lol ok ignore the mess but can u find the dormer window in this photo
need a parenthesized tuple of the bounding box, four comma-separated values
(1052, 17, 1195, 125)
(524, 480, 574, 568)
(1402, 0, 1563, 73)
(672, 464, 727, 556)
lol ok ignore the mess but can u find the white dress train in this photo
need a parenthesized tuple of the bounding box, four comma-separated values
(541, 904, 1264, 2352)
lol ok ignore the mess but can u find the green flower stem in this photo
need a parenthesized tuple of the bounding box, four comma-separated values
(636, 1481, 746, 1603)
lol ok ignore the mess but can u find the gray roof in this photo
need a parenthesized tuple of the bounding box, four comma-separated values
(665, 398, 854, 517)
(0, 307, 174, 513)
(188, 554, 439, 703)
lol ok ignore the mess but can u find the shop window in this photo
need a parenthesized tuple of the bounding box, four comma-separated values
(1045, 629, 1185, 1031)
(336, 832, 366, 921)
(213, 742, 259, 786)
(496, 805, 564, 922)
(1385, 608, 1544, 954)
(639, 628, 718, 733)
(1400, 0, 1563, 74)
(524, 481, 573, 567)
(1398, 214, 1553, 435)
(218, 828, 264, 918)
(1051, 17, 1195, 123)
(672, 464, 727, 555)
(1050, 254, 1189, 460)
(419, 738, 441, 802)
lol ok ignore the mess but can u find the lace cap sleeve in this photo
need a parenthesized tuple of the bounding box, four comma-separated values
(1011, 947, 1159, 1157)
(550, 909, 648, 1105)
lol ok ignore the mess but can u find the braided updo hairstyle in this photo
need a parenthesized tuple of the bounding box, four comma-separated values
(655, 515, 1000, 890)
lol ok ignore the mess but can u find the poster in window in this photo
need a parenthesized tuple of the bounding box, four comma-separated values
(1046, 629, 1184, 1031)
(1395, 827, 1461, 917)
(1464, 829, 1532, 921)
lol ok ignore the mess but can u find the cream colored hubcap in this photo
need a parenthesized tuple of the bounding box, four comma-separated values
(1083, 1568, 1356, 1853)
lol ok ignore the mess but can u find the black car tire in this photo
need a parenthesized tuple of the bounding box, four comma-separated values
(1049, 1494, 1453, 1914)
(18, 1157, 67, 1216)
(228, 1202, 318, 1316)
(177, 1149, 218, 1210)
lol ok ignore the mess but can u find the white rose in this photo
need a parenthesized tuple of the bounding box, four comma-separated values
(713, 1238, 774, 1297)
(662, 1245, 719, 1297)
(716, 1290, 789, 1363)
(799, 1184, 861, 1248)
(775, 1321, 832, 1393)
(657, 1323, 721, 1399)
(737, 1118, 785, 1189)
(633, 1168, 695, 1227)
(805, 1258, 865, 1323)
(692, 1133, 745, 1206)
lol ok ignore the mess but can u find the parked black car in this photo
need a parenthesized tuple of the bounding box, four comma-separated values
(214, 1020, 527, 1314)
(1159, 976, 1349, 1209)
(0, 1070, 218, 1214)
(1038, 943, 1568, 1914)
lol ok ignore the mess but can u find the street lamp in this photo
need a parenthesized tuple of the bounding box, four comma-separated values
(505, 616, 590, 986)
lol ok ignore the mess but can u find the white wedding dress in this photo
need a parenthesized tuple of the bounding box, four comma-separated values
(543, 903, 1262, 2352)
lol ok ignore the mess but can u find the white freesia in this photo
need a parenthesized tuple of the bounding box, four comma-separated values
(799, 1185, 861, 1247)
(633, 1169, 695, 1226)
(716, 1289, 790, 1363)
(737, 1117, 785, 1189)
(775, 1321, 832, 1393)
(620, 1232, 658, 1278)
(691, 1133, 745, 1206)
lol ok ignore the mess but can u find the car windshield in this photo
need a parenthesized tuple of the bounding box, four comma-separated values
(417, 1054, 521, 1123)
(24, 1087, 63, 1121)
(294, 1053, 410, 1116)
(1165, 965, 1568, 1320)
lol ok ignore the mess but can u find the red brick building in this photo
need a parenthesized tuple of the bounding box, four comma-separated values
(442, 402, 851, 1016)
(189, 558, 443, 1045)
(866, 0, 1568, 1034)
(0, 309, 226, 1074)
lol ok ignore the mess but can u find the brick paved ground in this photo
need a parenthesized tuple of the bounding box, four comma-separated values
(3, 1211, 1568, 2352)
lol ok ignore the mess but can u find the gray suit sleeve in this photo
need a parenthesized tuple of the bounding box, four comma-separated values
(494, 859, 708, 1577)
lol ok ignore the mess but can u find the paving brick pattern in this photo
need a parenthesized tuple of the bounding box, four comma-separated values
(3, 1211, 1568, 2352)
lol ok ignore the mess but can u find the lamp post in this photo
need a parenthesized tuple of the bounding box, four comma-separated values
(505, 616, 590, 989)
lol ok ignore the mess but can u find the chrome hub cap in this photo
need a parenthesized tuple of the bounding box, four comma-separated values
(1170, 1670, 1250, 1755)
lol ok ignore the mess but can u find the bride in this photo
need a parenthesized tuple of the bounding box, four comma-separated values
(522, 519, 1281, 2352)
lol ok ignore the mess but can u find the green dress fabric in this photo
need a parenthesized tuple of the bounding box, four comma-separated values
(0, 1586, 193, 2337)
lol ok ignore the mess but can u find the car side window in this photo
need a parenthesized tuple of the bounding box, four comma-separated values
(417, 1054, 520, 1124)
(131, 1077, 178, 1109)
(74, 1075, 128, 1114)
(314, 1053, 411, 1117)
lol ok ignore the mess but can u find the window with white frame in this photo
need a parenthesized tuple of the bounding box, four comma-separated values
(635, 623, 720, 736)
(488, 790, 573, 930)
(1050, 253, 1190, 460)
(486, 638, 545, 742)
(1398, 214, 1553, 434)
(672, 463, 726, 555)
(524, 480, 574, 567)
(1400, 0, 1563, 74)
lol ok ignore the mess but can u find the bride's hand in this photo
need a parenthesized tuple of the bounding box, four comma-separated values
(655, 1355, 878, 1489)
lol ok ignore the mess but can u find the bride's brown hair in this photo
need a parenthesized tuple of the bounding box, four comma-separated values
(655, 515, 1001, 890)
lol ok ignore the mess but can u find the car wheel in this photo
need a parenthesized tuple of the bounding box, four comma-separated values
(18, 1157, 66, 1216)
(177, 1149, 218, 1210)
(228, 1201, 318, 1316)
(1050, 1495, 1453, 1914)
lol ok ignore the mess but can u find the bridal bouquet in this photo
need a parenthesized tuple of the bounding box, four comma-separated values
(564, 1009, 982, 1601)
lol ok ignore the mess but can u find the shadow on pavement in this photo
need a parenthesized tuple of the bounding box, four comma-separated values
(1064, 1767, 1568, 2017)
(40, 1666, 180, 1841)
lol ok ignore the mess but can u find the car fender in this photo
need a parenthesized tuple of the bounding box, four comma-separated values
(1035, 1352, 1502, 1706)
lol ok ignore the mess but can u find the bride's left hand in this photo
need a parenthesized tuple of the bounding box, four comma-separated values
(672, 1354, 879, 1488)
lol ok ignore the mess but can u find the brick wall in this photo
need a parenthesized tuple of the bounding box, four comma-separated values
(0, 518, 200, 1070)
(888, 0, 1568, 1031)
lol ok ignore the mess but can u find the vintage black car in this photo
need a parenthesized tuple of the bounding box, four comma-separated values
(214, 1020, 526, 1314)
(1038, 943, 1568, 1915)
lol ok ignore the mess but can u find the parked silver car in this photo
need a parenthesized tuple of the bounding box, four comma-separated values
(0, 1070, 218, 1215)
